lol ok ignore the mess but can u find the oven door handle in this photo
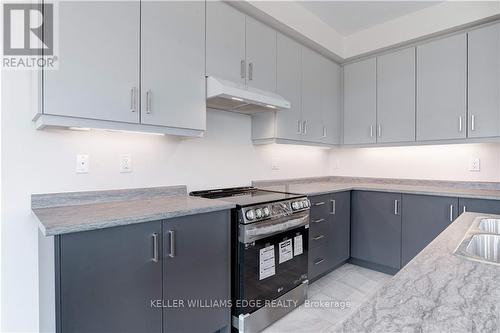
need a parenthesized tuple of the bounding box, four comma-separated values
(240, 213, 309, 243)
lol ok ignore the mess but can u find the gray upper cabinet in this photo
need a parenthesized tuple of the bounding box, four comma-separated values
(302, 47, 324, 142)
(417, 34, 467, 141)
(206, 1, 246, 84)
(468, 23, 500, 138)
(44, 1, 140, 123)
(275, 34, 303, 141)
(343, 58, 377, 145)
(377, 48, 416, 143)
(321, 58, 342, 145)
(141, 1, 205, 131)
(245, 16, 277, 92)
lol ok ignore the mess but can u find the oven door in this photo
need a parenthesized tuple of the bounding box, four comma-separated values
(235, 211, 309, 316)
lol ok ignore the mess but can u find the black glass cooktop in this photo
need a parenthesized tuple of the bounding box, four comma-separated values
(190, 187, 304, 207)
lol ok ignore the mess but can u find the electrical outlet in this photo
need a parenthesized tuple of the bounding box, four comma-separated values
(271, 157, 280, 171)
(120, 154, 132, 173)
(76, 154, 89, 173)
(469, 158, 480, 172)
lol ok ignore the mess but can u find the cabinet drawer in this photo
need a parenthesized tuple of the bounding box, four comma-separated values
(309, 194, 332, 218)
(309, 228, 328, 249)
(309, 244, 330, 280)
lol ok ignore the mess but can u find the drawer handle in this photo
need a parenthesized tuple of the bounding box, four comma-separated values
(152, 233, 159, 263)
(313, 218, 325, 223)
(168, 230, 176, 258)
(314, 258, 325, 265)
(314, 202, 325, 206)
(313, 235, 325, 241)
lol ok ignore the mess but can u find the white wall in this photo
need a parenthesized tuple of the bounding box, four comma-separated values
(0, 70, 331, 332)
(330, 143, 500, 182)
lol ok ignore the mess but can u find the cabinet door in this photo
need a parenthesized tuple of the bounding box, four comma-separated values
(275, 33, 302, 140)
(329, 191, 351, 267)
(343, 58, 377, 144)
(58, 222, 162, 333)
(468, 23, 500, 138)
(44, 1, 140, 123)
(377, 47, 416, 143)
(141, 1, 205, 130)
(351, 191, 402, 270)
(417, 34, 467, 141)
(163, 211, 231, 333)
(321, 59, 342, 145)
(245, 16, 277, 92)
(459, 197, 500, 215)
(302, 47, 324, 142)
(206, 1, 246, 84)
(401, 194, 458, 266)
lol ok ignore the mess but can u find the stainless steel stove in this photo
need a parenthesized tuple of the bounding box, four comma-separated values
(190, 187, 310, 333)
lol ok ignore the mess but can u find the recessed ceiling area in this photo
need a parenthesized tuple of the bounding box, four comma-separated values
(298, 1, 441, 36)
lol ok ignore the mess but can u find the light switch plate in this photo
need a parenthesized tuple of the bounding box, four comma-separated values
(469, 158, 480, 172)
(120, 154, 132, 173)
(271, 157, 280, 171)
(76, 154, 89, 173)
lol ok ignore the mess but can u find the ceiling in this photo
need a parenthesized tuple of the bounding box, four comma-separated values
(298, 1, 441, 36)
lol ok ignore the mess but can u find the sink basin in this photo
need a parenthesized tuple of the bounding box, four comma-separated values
(478, 219, 500, 234)
(465, 234, 500, 264)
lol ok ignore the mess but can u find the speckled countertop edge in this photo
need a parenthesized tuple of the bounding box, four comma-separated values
(32, 186, 235, 236)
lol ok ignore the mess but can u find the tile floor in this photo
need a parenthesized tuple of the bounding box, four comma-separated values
(261, 264, 391, 333)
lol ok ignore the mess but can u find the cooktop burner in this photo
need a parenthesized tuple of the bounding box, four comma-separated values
(190, 186, 304, 207)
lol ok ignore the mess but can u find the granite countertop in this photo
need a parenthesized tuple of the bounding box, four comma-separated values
(32, 186, 235, 236)
(334, 212, 500, 332)
(258, 181, 500, 200)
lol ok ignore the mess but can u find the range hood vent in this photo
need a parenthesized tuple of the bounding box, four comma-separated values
(206, 76, 291, 114)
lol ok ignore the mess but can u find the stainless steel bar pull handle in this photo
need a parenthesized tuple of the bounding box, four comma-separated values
(168, 230, 175, 258)
(330, 200, 336, 215)
(248, 62, 253, 80)
(370, 125, 374, 137)
(323, 126, 327, 138)
(462, 205, 467, 214)
(377, 124, 382, 137)
(240, 60, 246, 79)
(152, 233, 159, 263)
(314, 258, 325, 265)
(298, 120, 302, 134)
(146, 90, 152, 114)
(449, 205, 454, 222)
(471, 115, 475, 131)
(313, 218, 325, 224)
(459, 116, 463, 132)
(394, 200, 399, 215)
(313, 235, 325, 241)
(303, 121, 307, 134)
(314, 201, 325, 206)
(130, 87, 136, 112)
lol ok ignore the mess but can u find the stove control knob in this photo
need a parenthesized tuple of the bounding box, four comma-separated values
(291, 202, 299, 210)
(302, 199, 310, 208)
(255, 208, 263, 219)
(263, 207, 270, 217)
(245, 209, 255, 221)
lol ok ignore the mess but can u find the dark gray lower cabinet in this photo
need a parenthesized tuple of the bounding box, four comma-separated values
(163, 212, 230, 333)
(401, 194, 458, 266)
(308, 191, 350, 281)
(58, 221, 163, 333)
(351, 191, 402, 272)
(56, 210, 231, 333)
(459, 197, 500, 215)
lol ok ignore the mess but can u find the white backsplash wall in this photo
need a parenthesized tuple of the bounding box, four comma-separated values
(330, 143, 500, 182)
(1, 70, 331, 332)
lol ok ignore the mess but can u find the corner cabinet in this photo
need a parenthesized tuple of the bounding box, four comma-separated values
(252, 35, 341, 146)
(55, 211, 231, 333)
(39, 1, 205, 137)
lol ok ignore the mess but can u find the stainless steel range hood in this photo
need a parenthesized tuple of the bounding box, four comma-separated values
(206, 76, 291, 113)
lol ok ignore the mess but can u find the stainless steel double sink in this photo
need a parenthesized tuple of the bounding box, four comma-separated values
(455, 218, 500, 265)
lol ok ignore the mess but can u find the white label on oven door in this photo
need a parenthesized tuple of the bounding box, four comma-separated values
(294, 235, 303, 256)
(259, 245, 275, 280)
(279, 239, 293, 264)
